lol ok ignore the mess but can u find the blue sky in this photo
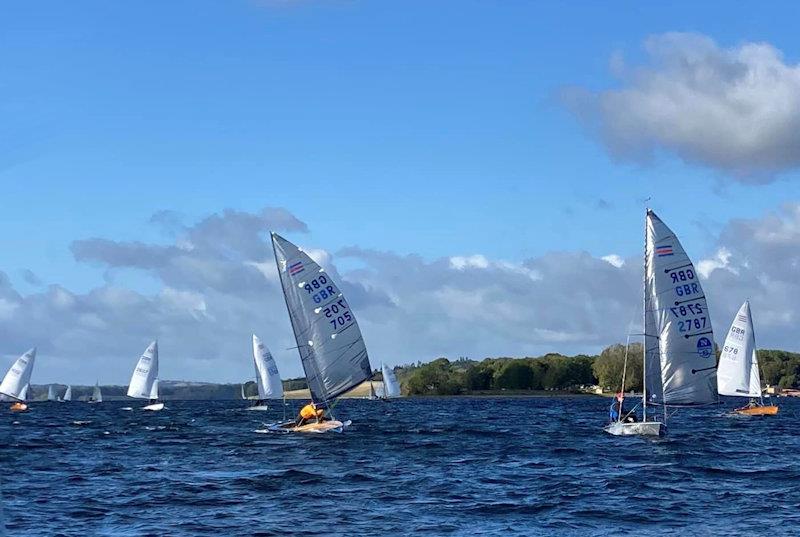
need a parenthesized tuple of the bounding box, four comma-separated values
(3, 1, 800, 383)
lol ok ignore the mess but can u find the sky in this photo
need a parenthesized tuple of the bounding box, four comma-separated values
(3, 1, 800, 384)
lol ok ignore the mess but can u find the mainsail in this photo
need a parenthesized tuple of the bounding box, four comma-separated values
(127, 341, 159, 399)
(717, 301, 761, 398)
(381, 363, 401, 398)
(92, 383, 103, 403)
(47, 385, 57, 402)
(64, 386, 72, 402)
(272, 233, 372, 408)
(252, 334, 284, 399)
(0, 348, 37, 401)
(19, 384, 30, 401)
(645, 210, 717, 405)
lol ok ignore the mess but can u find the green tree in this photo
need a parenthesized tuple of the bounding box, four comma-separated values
(493, 361, 534, 390)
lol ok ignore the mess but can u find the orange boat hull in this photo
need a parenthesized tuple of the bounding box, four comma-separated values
(735, 405, 779, 416)
(10, 402, 28, 412)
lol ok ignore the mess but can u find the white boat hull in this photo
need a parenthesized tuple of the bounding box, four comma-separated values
(142, 402, 164, 411)
(604, 421, 664, 437)
(246, 405, 270, 411)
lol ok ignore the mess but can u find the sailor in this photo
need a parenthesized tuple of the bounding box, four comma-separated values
(296, 402, 325, 426)
(609, 399, 621, 422)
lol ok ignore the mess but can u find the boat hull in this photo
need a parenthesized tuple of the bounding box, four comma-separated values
(264, 419, 351, 434)
(9, 402, 28, 412)
(246, 404, 270, 411)
(734, 405, 778, 416)
(142, 402, 165, 411)
(604, 421, 664, 437)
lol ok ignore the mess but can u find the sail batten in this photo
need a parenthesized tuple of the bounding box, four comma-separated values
(644, 210, 717, 406)
(127, 341, 159, 400)
(717, 301, 761, 398)
(0, 348, 36, 402)
(272, 233, 372, 407)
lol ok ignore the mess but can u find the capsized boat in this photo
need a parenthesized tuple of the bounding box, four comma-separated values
(267, 233, 373, 433)
(88, 382, 103, 404)
(63, 385, 72, 402)
(247, 334, 284, 411)
(605, 210, 718, 437)
(717, 301, 778, 416)
(0, 348, 36, 412)
(127, 341, 164, 411)
(380, 363, 402, 400)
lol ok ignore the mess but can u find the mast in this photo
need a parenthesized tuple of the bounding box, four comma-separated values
(642, 210, 648, 423)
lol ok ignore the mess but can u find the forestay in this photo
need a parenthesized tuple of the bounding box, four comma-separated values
(252, 334, 284, 399)
(127, 341, 159, 399)
(0, 348, 37, 401)
(645, 210, 717, 405)
(381, 363, 401, 398)
(272, 233, 372, 408)
(717, 301, 761, 398)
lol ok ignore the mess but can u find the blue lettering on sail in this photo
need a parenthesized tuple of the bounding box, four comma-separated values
(696, 337, 713, 359)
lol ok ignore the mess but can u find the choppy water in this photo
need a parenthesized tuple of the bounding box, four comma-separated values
(2, 397, 799, 536)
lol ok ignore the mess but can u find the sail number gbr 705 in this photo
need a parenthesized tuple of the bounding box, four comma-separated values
(302, 274, 354, 330)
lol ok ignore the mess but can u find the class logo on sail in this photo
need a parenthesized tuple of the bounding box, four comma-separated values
(656, 244, 674, 257)
(287, 260, 304, 276)
(696, 337, 713, 359)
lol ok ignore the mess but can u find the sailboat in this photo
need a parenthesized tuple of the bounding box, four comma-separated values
(0, 348, 36, 412)
(127, 341, 164, 411)
(63, 385, 72, 402)
(47, 385, 58, 402)
(268, 233, 373, 433)
(605, 210, 718, 437)
(367, 380, 377, 400)
(88, 382, 103, 404)
(380, 363, 402, 400)
(248, 334, 284, 411)
(717, 301, 778, 416)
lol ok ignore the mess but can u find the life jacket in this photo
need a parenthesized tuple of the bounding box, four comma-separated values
(300, 404, 318, 420)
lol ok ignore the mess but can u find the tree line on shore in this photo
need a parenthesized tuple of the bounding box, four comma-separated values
(392, 344, 800, 396)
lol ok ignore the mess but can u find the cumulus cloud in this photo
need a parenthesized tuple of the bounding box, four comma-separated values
(9, 202, 800, 385)
(562, 32, 800, 180)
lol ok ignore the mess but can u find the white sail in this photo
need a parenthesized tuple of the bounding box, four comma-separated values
(149, 378, 159, 400)
(645, 210, 717, 405)
(252, 334, 283, 399)
(272, 233, 372, 407)
(717, 301, 761, 398)
(63, 385, 72, 402)
(47, 385, 57, 402)
(0, 348, 36, 401)
(127, 341, 159, 399)
(92, 383, 103, 403)
(381, 363, 401, 398)
(19, 384, 30, 401)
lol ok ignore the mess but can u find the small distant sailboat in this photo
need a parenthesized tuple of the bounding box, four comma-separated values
(0, 348, 36, 412)
(88, 382, 102, 404)
(267, 233, 372, 433)
(63, 385, 72, 402)
(127, 341, 164, 411)
(605, 210, 718, 437)
(248, 334, 283, 411)
(47, 385, 58, 402)
(380, 363, 402, 400)
(717, 301, 778, 416)
(367, 380, 377, 400)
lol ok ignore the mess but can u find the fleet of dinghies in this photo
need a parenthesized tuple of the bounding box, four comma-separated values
(0, 219, 778, 435)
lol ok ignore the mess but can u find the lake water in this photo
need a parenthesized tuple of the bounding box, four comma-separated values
(2, 397, 799, 536)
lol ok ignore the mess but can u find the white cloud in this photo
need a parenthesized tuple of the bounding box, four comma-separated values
(449, 254, 490, 270)
(562, 32, 800, 180)
(697, 247, 735, 279)
(601, 254, 625, 268)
